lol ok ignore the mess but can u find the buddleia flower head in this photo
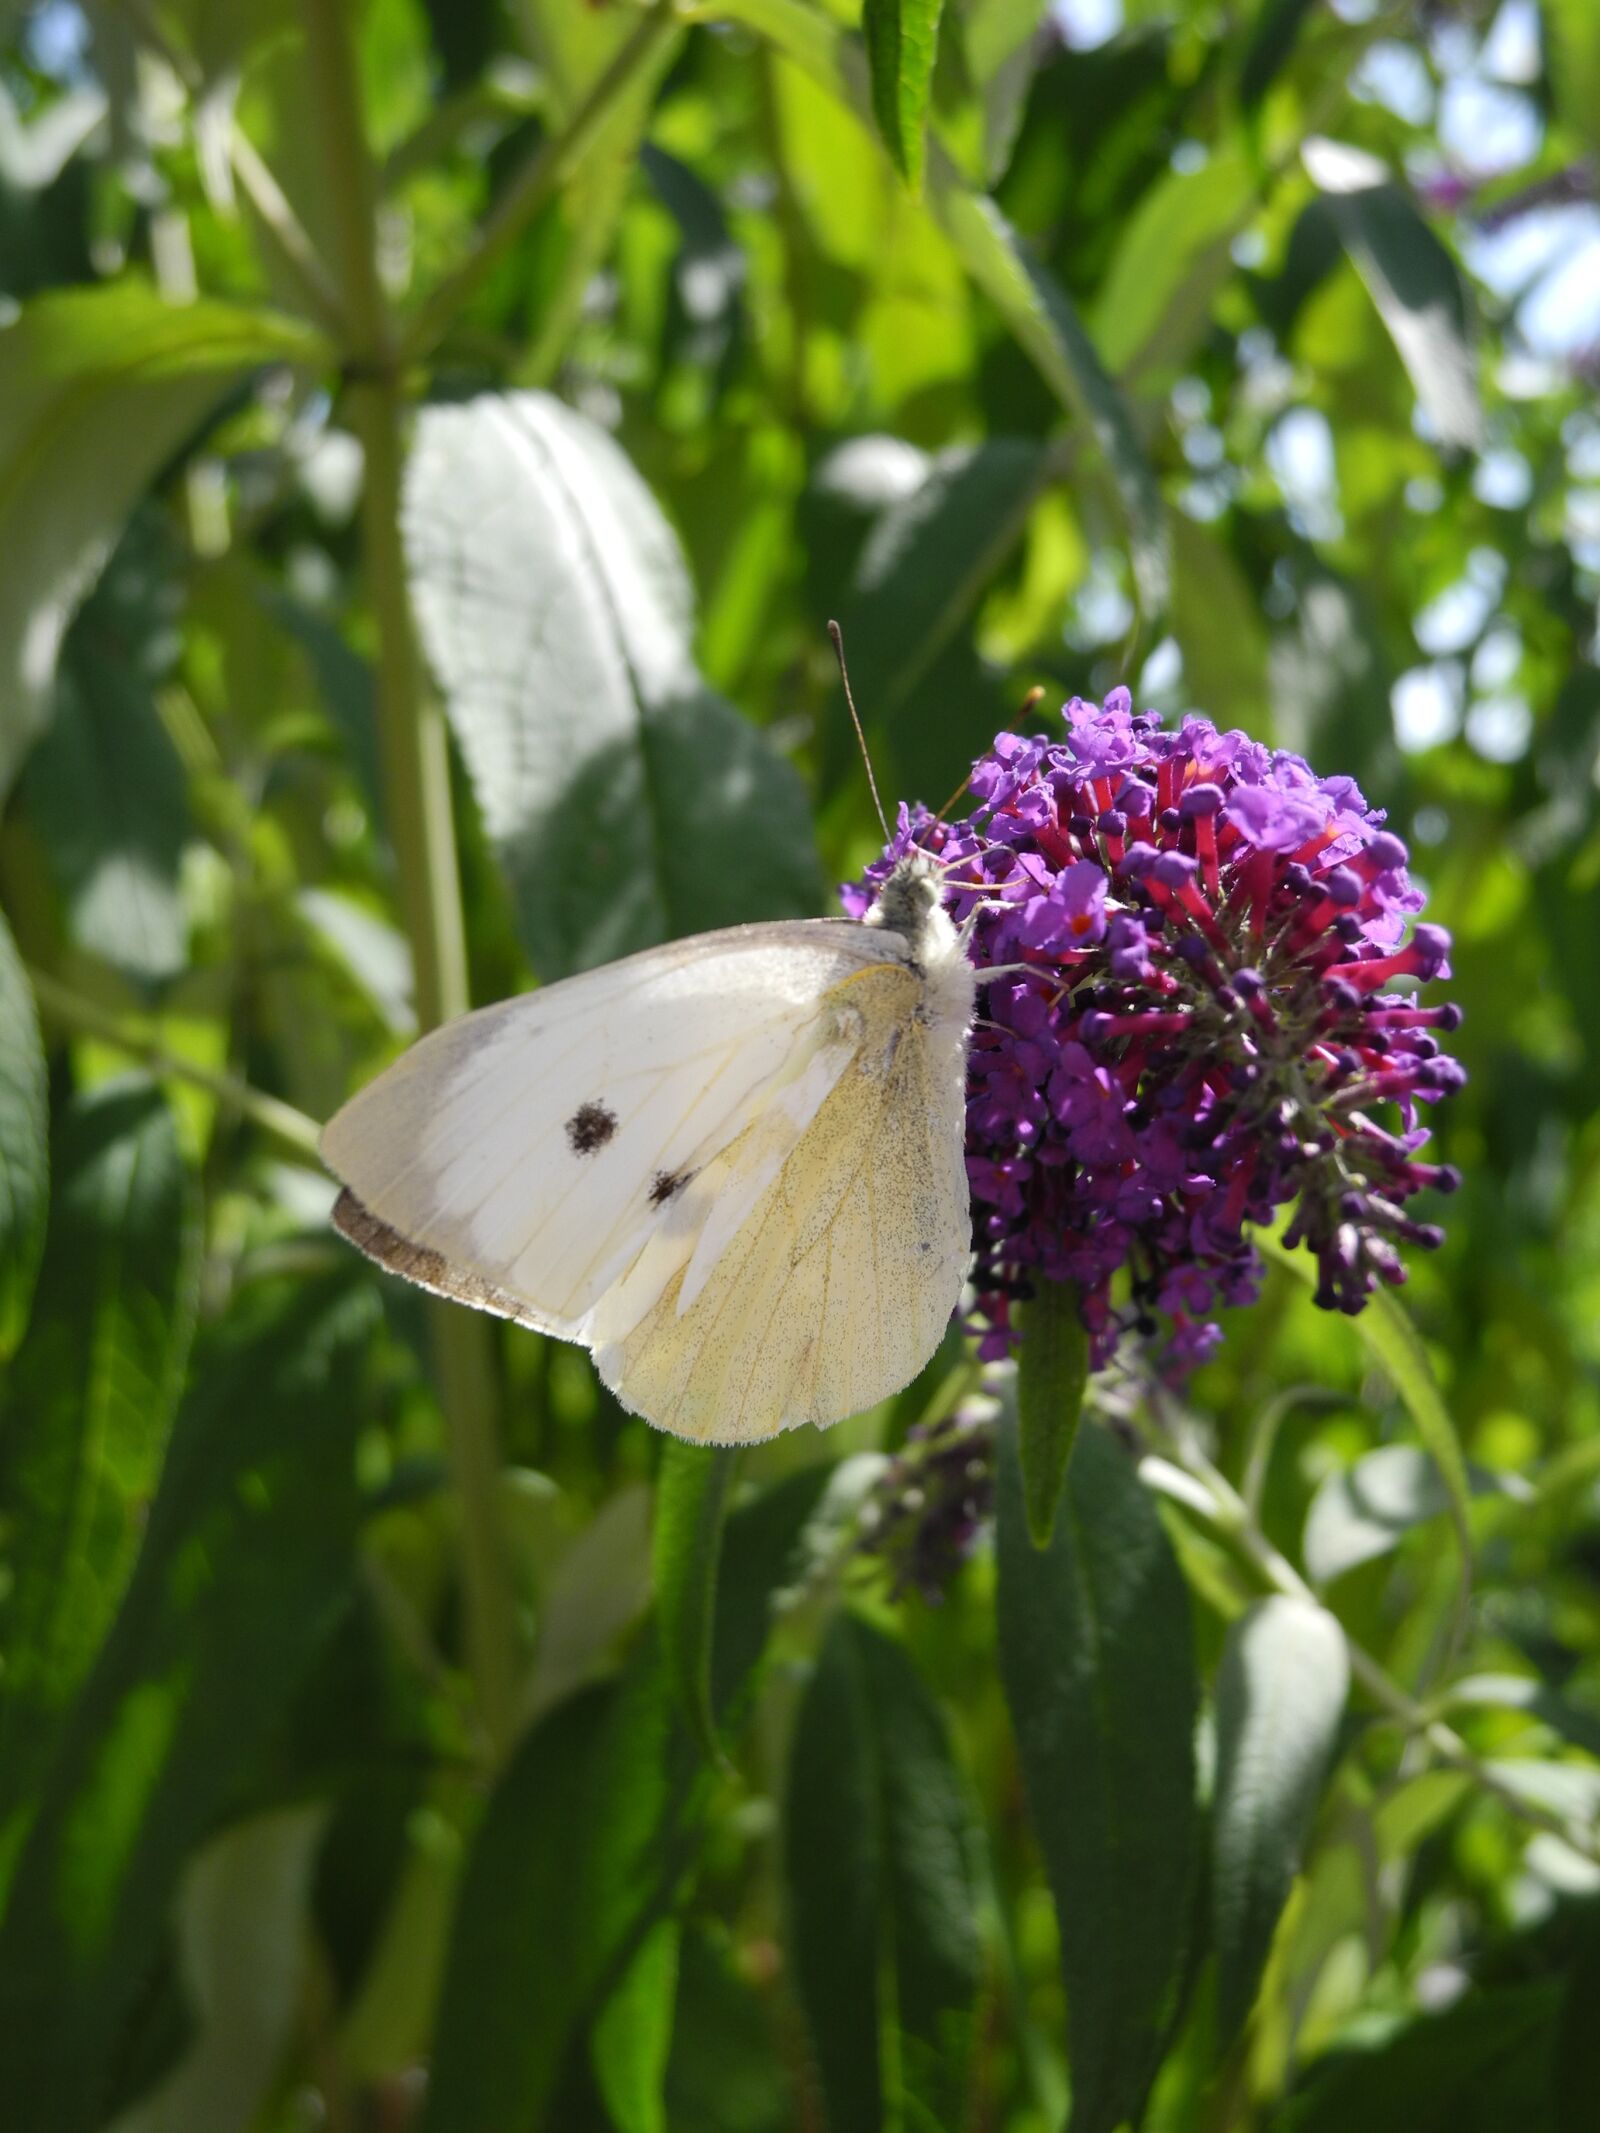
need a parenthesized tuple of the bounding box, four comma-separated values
(848, 690, 1463, 1375)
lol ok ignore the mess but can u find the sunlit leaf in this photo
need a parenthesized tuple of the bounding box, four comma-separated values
(784, 1610, 981, 2133)
(1091, 148, 1255, 389)
(0, 1277, 377, 2133)
(863, 0, 948, 192)
(996, 1414, 1198, 2133)
(0, 906, 47, 1360)
(1213, 1595, 1349, 2047)
(404, 392, 821, 980)
(0, 283, 326, 800)
(592, 1918, 680, 2133)
(1302, 141, 1483, 451)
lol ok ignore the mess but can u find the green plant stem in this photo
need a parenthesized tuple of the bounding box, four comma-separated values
(299, 0, 519, 1766)
(112, 0, 348, 340)
(1139, 1435, 1600, 1868)
(397, 0, 680, 367)
(27, 966, 323, 1161)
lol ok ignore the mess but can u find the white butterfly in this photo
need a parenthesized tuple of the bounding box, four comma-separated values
(321, 851, 976, 1444)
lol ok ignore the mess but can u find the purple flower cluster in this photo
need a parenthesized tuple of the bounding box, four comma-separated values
(847, 690, 1464, 1373)
(854, 1402, 997, 1601)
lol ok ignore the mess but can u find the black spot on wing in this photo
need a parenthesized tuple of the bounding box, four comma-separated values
(566, 1100, 618, 1156)
(649, 1168, 691, 1206)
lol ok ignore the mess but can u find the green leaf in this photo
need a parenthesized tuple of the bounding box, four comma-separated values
(1302, 1444, 1489, 1587)
(0, 1079, 199, 1838)
(654, 1442, 737, 1764)
(1444, 1674, 1600, 1764)
(1274, 1981, 1563, 2133)
(404, 392, 822, 980)
(1239, 0, 1320, 111)
(928, 179, 1170, 614)
(995, 1414, 1198, 2133)
(838, 436, 1054, 713)
(22, 556, 192, 983)
(960, 0, 1048, 184)
(863, 0, 948, 192)
(1015, 1277, 1089, 1548)
(1212, 1595, 1349, 2047)
(592, 1918, 680, 2133)
(1261, 1233, 1472, 1637)
(718, 0, 1168, 613)
(1542, 0, 1600, 161)
(0, 1276, 377, 2133)
(1091, 148, 1256, 390)
(110, 1807, 326, 2133)
(0, 283, 327, 800)
(1302, 142, 1483, 452)
(664, 1926, 791, 2133)
(784, 1610, 981, 2133)
(423, 1463, 834, 2133)
(0, 906, 48, 1359)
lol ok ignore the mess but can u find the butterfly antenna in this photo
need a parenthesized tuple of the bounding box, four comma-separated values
(828, 620, 890, 844)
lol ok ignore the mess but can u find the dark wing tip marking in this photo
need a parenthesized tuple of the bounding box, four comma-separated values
(566, 1100, 618, 1155)
(331, 1188, 547, 1331)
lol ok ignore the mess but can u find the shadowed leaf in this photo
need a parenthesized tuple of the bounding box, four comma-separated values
(996, 1414, 1198, 2133)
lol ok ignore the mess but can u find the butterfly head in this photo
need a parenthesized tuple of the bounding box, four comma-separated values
(866, 849, 952, 959)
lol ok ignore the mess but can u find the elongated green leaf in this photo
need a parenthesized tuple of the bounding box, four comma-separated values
(423, 1464, 833, 2133)
(0, 907, 47, 1359)
(22, 566, 191, 982)
(960, 0, 1048, 184)
(0, 283, 327, 799)
(112, 1807, 326, 2133)
(0, 1276, 377, 2133)
(1275, 1981, 1563, 2133)
(0, 1079, 199, 1839)
(1091, 149, 1255, 389)
(996, 1414, 1198, 2133)
(929, 179, 1170, 613)
(654, 1442, 737, 1764)
(404, 392, 821, 980)
(1239, 0, 1320, 111)
(1016, 1277, 1089, 1548)
(863, 0, 947, 192)
(1213, 1595, 1349, 2046)
(785, 1610, 981, 2133)
(838, 436, 1052, 712)
(591, 1918, 680, 2133)
(1302, 143, 1483, 451)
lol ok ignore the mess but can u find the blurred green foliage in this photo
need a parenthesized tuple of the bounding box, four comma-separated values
(0, 0, 1598, 2128)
